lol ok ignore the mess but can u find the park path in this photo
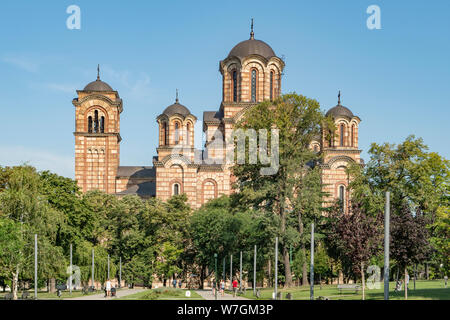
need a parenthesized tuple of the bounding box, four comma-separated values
(195, 289, 249, 300)
(65, 287, 147, 300)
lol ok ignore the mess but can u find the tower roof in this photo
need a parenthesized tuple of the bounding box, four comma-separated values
(162, 90, 193, 117)
(162, 102, 192, 117)
(227, 19, 276, 60)
(325, 91, 356, 119)
(228, 39, 276, 60)
(83, 64, 114, 92)
(83, 79, 114, 92)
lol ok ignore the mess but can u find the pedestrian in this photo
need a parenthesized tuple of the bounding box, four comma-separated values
(178, 279, 182, 288)
(232, 278, 238, 297)
(212, 278, 216, 296)
(220, 280, 225, 297)
(172, 278, 177, 289)
(106, 279, 111, 297)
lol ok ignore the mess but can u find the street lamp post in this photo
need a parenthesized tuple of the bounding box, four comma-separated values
(253, 245, 257, 296)
(91, 248, 95, 290)
(34, 234, 38, 300)
(119, 256, 122, 288)
(239, 251, 242, 292)
(384, 191, 390, 300)
(310, 222, 315, 300)
(214, 253, 218, 300)
(107, 254, 110, 281)
(275, 237, 278, 300)
(230, 254, 233, 291)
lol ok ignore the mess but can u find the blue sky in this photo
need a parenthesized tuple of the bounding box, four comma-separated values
(0, 0, 449, 178)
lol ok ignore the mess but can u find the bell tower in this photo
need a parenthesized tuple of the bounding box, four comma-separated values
(320, 92, 362, 212)
(73, 66, 123, 193)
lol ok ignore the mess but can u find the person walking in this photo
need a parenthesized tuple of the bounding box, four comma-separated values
(106, 279, 111, 298)
(232, 278, 238, 297)
(220, 280, 225, 297)
(212, 278, 216, 296)
(172, 278, 177, 289)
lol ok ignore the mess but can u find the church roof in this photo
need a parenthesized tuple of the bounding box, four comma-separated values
(325, 92, 358, 120)
(228, 39, 276, 60)
(227, 20, 276, 60)
(83, 79, 114, 92)
(163, 102, 192, 117)
(326, 104, 354, 119)
(116, 181, 156, 197)
(116, 166, 155, 178)
(83, 65, 114, 92)
(203, 110, 223, 123)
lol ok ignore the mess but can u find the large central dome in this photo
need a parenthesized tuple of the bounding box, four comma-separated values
(228, 38, 276, 59)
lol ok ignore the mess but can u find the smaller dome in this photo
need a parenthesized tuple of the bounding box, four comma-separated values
(163, 102, 191, 117)
(83, 79, 113, 92)
(326, 104, 354, 119)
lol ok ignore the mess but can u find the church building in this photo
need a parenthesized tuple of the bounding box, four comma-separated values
(72, 26, 362, 210)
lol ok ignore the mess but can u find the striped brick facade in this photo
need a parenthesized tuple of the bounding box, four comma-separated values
(73, 33, 362, 210)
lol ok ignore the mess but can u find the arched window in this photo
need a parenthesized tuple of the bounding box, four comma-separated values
(162, 122, 168, 145)
(174, 122, 180, 144)
(270, 71, 274, 101)
(88, 116, 93, 133)
(173, 183, 180, 196)
(186, 123, 191, 145)
(251, 69, 257, 102)
(340, 124, 345, 147)
(100, 116, 105, 133)
(351, 124, 355, 147)
(94, 110, 99, 133)
(232, 71, 238, 102)
(339, 185, 345, 212)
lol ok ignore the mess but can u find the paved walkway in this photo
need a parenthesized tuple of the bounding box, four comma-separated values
(66, 288, 147, 300)
(195, 289, 249, 300)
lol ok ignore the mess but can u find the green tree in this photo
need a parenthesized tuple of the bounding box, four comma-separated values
(232, 93, 329, 287)
(326, 203, 383, 300)
(348, 135, 449, 288)
(391, 206, 430, 300)
(0, 166, 65, 299)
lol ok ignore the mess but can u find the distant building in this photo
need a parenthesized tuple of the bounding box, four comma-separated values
(72, 27, 362, 210)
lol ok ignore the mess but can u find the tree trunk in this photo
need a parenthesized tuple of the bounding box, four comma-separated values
(361, 262, 365, 300)
(414, 264, 416, 291)
(404, 267, 408, 300)
(199, 266, 205, 290)
(338, 270, 344, 285)
(49, 278, 56, 293)
(282, 245, 293, 287)
(280, 202, 293, 287)
(298, 213, 309, 286)
(268, 260, 271, 287)
(12, 266, 19, 300)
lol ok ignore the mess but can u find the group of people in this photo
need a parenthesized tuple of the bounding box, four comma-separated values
(212, 278, 240, 297)
(172, 278, 183, 289)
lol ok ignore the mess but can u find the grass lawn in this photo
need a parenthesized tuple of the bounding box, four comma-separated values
(119, 288, 204, 300)
(239, 280, 449, 300)
(0, 289, 108, 300)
